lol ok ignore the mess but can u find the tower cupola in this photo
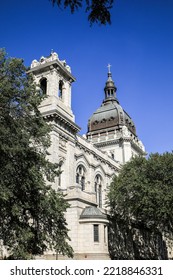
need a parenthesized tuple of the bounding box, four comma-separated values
(86, 66, 145, 163)
(87, 67, 137, 136)
(104, 64, 117, 101)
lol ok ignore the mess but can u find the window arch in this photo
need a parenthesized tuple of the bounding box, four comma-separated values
(95, 175, 102, 208)
(76, 165, 86, 191)
(40, 78, 47, 95)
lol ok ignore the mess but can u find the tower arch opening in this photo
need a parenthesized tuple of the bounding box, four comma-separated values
(58, 80, 64, 99)
(40, 77, 47, 95)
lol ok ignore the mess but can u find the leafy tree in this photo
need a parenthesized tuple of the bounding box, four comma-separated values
(50, 0, 114, 25)
(0, 49, 73, 259)
(107, 153, 173, 259)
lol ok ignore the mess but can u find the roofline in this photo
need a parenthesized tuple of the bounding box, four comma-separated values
(27, 59, 76, 82)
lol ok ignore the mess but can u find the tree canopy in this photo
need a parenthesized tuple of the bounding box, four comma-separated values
(0, 49, 73, 259)
(107, 153, 173, 259)
(50, 0, 114, 25)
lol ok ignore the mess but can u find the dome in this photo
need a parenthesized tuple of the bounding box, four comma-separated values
(80, 206, 106, 219)
(87, 70, 136, 136)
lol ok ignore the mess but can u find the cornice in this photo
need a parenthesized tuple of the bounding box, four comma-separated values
(94, 139, 120, 147)
(42, 109, 80, 134)
(28, 59, 76, 83)
(93, 136, 146, 156)
(131, 140, 147, 155)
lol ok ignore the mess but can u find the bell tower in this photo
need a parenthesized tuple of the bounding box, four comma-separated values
(28, 51, 80, 193)
(28, 51, 76, 122)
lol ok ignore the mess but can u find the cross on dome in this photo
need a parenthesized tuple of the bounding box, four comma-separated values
(107, 63, 111, 73)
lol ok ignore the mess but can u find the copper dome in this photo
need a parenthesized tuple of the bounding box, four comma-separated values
(87, 71, 136, 136)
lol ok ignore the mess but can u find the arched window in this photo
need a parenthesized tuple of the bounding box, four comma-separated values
(58, 80, 63, 99)
(95, 175, 102, 208)
(76, 165, 86, 191)
(40, 78, 47, 95)
(111, 152, 115, 160)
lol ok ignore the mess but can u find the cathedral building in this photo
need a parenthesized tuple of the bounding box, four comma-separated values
(28, 51, 146, 260)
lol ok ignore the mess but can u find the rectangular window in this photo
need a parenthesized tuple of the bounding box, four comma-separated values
(93, 224, 99, 242)
(104, 225, 107, 243)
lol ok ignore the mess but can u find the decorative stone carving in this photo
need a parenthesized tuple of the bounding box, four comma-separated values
(122, 125, 130, 137)
(66, 65, 71, 73)
(59, 156, 65, 164)
(61, 60, 66, 66)
(59, 135, 67, 154)
(40, 56, 45, 63)
(59, 138, 66, 148)
(31, 59, 39, 68)
(51, 51, 58, 61)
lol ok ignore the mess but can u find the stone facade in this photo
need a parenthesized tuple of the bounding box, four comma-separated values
(28, 51, 146, 260)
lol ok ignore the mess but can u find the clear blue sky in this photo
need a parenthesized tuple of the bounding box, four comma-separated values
(1, 0, 173, 155)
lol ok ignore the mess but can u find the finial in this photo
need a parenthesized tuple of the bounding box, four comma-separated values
(107, 63, 111, 73)
(51, 49, 54, 54)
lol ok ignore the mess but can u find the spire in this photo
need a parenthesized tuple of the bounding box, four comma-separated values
(104, 64, 117, 101)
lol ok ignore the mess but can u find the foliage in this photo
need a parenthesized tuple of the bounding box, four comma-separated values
(50, 0, 114, 25)
(0, 49, 73, 259)
(107, 153, 173, 259)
